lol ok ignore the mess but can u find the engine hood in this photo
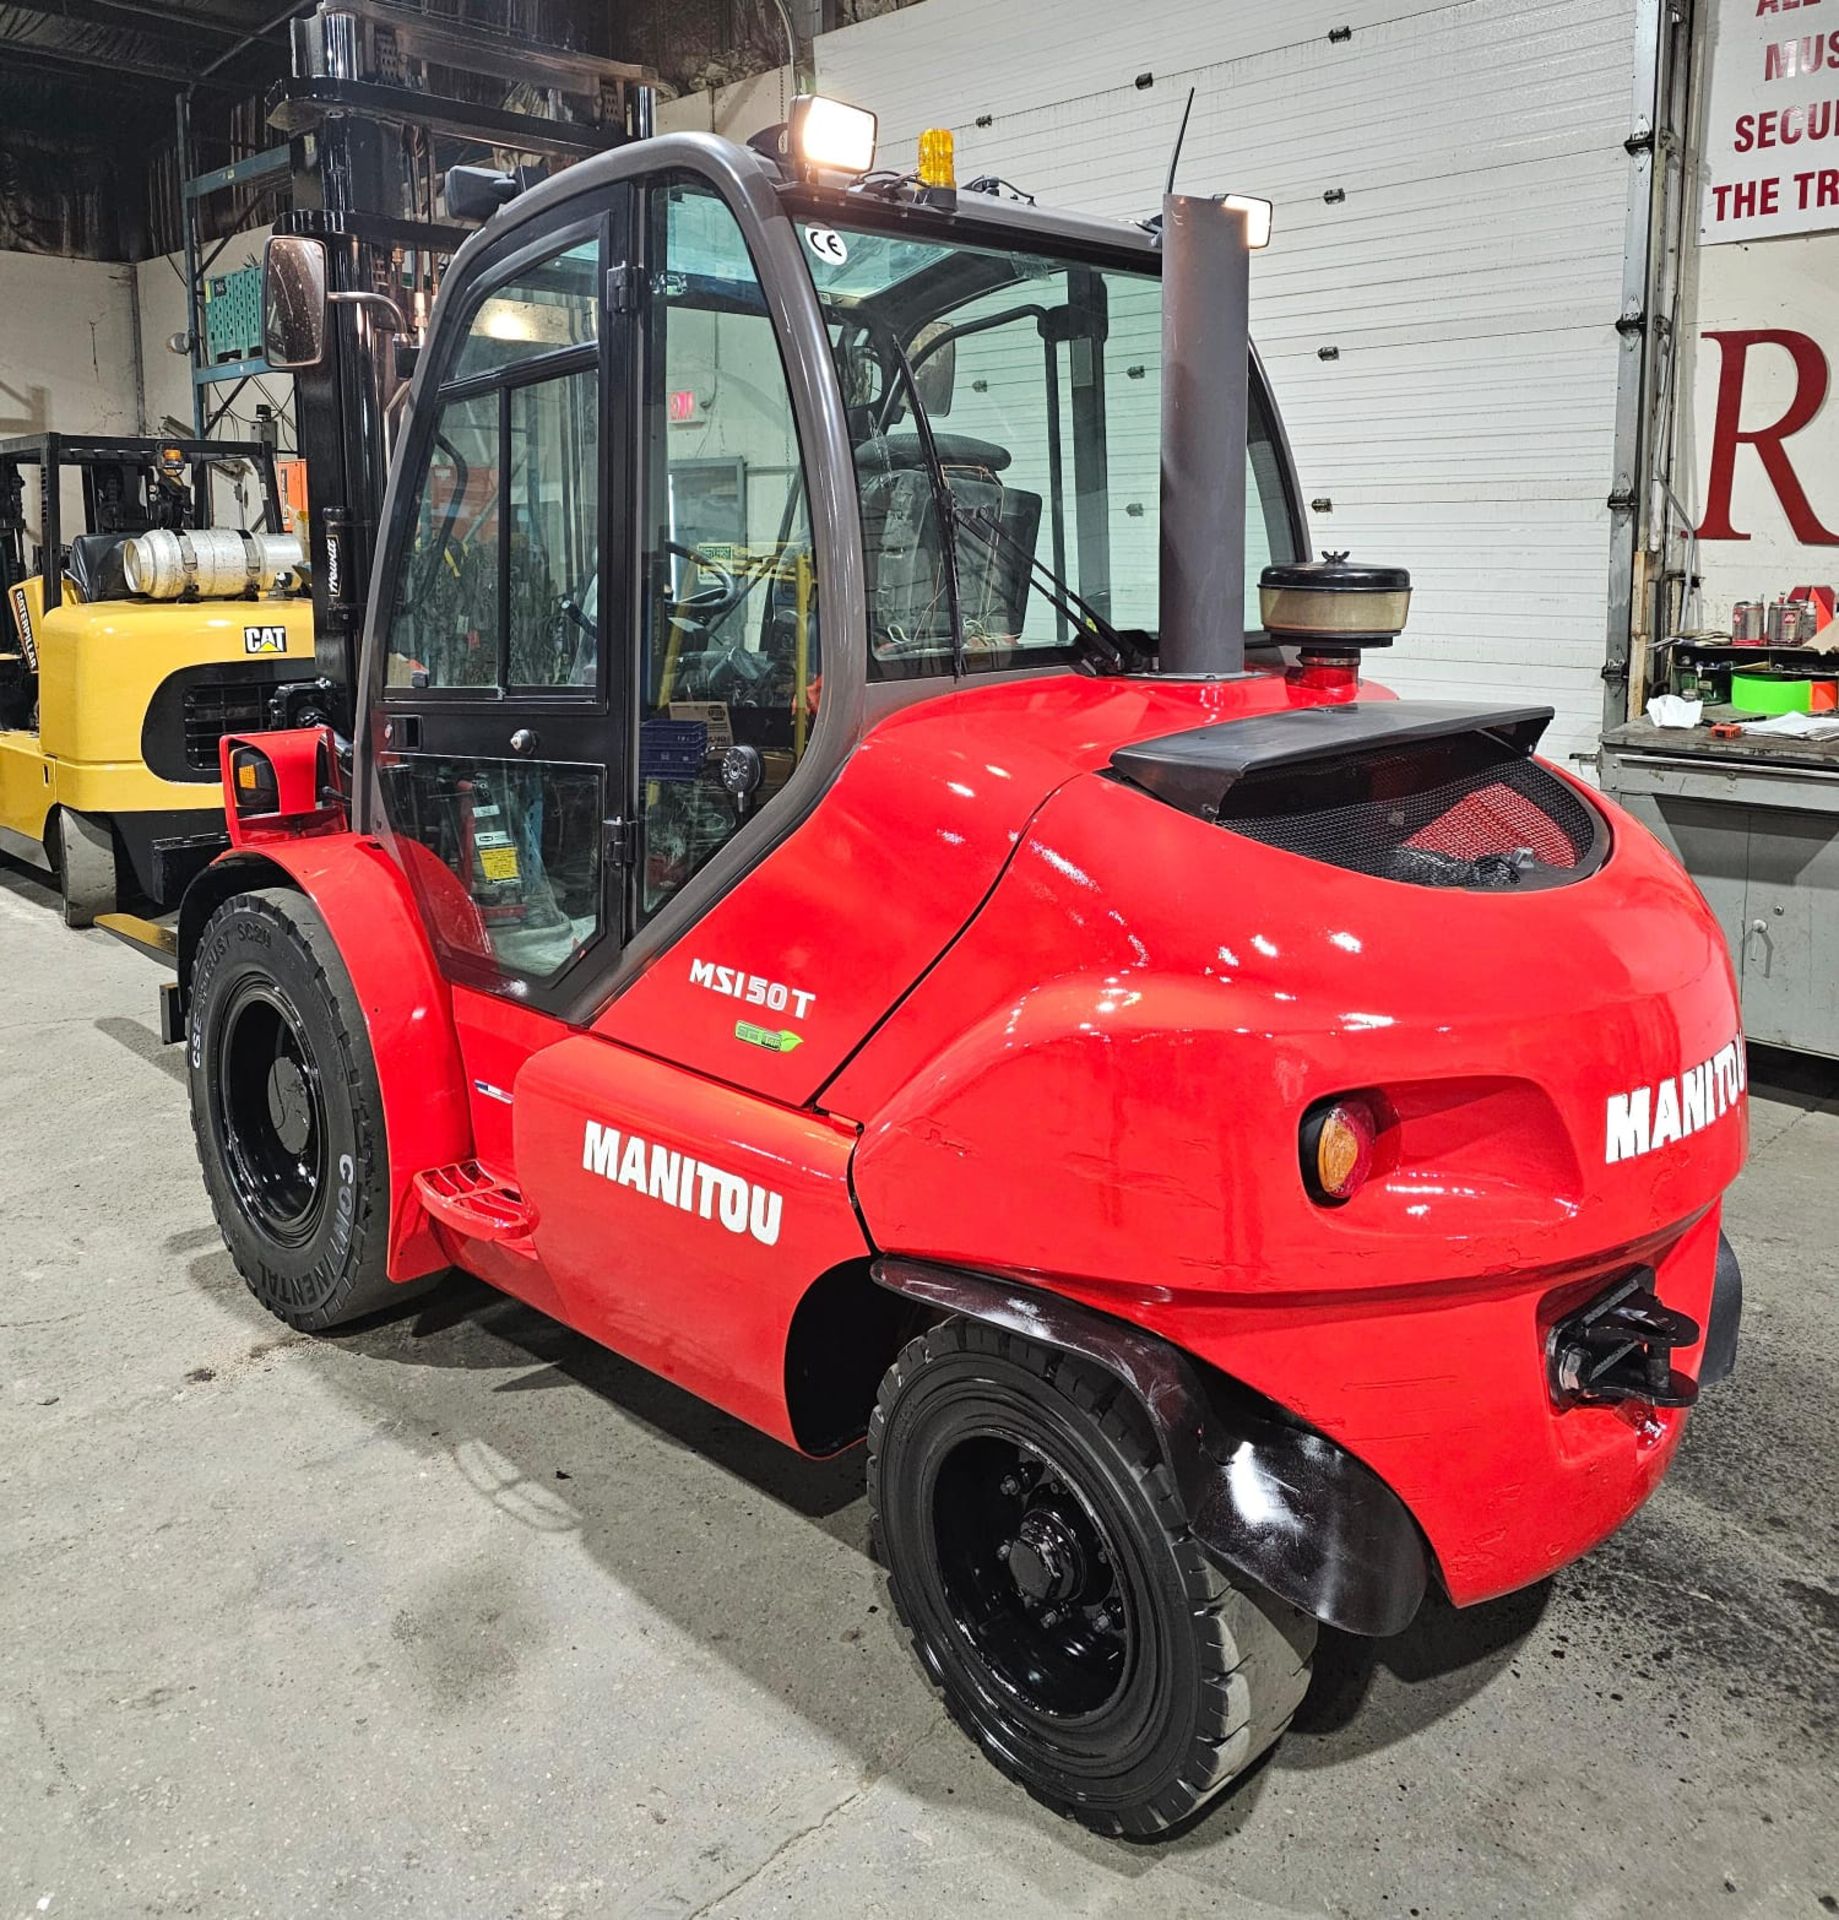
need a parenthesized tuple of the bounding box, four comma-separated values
(834, 755, 1746, 1294)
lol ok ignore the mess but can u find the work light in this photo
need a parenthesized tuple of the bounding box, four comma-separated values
(1222, 193, 1274, 250)
(789, 94, 878, 178)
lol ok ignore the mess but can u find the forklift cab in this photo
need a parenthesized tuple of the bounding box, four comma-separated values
(255, 129, 1305, 1014)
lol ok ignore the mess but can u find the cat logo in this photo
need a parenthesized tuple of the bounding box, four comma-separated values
(8, 584, 35, 671)
(244, 625, 288, 654)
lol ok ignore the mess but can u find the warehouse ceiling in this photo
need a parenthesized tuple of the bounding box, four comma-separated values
(0, 1, 872, 261)
(0, 1, 292, 97)
(0, 0, 290, 255)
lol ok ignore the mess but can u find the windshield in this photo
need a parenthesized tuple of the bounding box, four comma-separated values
(794, 212, 1300, 679)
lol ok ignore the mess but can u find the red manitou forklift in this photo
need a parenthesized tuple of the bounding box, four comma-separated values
(162, 91, 1747, 1834)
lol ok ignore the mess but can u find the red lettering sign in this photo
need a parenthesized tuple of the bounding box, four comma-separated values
(1698, 328, 1839, 543)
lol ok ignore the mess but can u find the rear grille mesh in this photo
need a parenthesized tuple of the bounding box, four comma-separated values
(182, 680, 269, 772)
(1215, 734, 1604, 890)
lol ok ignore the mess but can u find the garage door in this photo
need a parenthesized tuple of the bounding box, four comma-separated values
(817, 0, 1647, 774)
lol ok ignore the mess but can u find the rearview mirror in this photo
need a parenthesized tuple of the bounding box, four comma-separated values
(910, 321, 955, 419)
(262, 235, 328, 370)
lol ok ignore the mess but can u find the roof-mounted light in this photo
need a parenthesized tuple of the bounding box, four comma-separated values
(918, 127, 956, 191)
(788, 94, 878, 180)
(1221, 193, 1273, 249)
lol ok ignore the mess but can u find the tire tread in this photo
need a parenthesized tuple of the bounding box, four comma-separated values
(188, 886, 409, 1333)
(867, 1318, 1316, 1837)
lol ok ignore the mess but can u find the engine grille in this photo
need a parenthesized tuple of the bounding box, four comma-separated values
(1214, 733, 1604, 890)
(181, 679, 270, 772)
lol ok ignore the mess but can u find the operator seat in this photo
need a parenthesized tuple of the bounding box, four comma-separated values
(64, 533, 136, 604)
(853, 432, 1039, 647)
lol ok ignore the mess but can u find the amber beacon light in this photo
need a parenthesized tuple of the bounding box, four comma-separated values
(918, 127, 956, 189)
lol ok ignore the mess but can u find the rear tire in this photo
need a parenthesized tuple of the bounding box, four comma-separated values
(188, 886, 403, 1331)
(868, 1320, 1315, 1837)
(56, 806, 117, 928)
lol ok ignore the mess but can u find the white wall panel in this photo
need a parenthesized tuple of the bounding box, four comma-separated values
(0, 250, 139, 444)
(810, 0, 1642, 770)
(0, 248, 143, 549)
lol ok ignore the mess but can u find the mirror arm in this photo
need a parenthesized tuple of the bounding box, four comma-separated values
(328, 290, 411, 333)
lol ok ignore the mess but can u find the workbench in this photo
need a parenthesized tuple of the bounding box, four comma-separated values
(1599, 719, 1839, 1060)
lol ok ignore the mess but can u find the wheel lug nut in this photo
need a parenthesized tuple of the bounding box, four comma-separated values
(1093, 1610, 1111, 1632)
(996, 1538, 1013, 1562)
(1040, 1606, 1061, 1628)
(999, 1474, 1020, 1497)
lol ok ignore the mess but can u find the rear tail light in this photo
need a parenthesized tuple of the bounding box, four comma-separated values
(1301, 1096, 1377, 1205)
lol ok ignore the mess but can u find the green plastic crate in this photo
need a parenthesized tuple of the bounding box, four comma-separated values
(203, 265, 265, 366)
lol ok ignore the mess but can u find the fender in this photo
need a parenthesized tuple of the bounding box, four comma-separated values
(1701, 1232, 1744, 1386)
(168, 835, 473, 1280)
(871, 1255, 1430, 1638)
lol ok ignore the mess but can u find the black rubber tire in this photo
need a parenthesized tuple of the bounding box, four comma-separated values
(188, 886, 403, 1331)
(867, 1320, 1316, 1837)
(56, 806, 117, 929)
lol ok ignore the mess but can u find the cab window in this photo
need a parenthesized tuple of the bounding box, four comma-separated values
(636, 180, 820, 921)
(377, 231, 607, 991)
(385, 236, 601, 694)
(805, 226, 1299, 677)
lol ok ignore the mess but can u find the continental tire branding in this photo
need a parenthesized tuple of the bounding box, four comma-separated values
(581, 1120, 783, 1247)
(329, 1152, 357, 1261)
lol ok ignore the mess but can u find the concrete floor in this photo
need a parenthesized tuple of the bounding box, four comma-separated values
(1, 857, 1835, 1920)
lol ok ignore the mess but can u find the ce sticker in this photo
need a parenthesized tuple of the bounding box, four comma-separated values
(803, 225, 849, 267)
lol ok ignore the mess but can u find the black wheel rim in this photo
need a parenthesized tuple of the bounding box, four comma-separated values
(215, 981, 328, 1248)
(931, 1428, 1133, 1721)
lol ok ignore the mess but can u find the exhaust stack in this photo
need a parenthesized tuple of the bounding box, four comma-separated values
(1158, 194, 1256, 677)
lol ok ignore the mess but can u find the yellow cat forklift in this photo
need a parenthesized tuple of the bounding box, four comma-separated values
(0, 433, 315, 926)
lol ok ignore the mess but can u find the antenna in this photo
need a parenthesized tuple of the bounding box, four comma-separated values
(1164, 86, 1196, 199)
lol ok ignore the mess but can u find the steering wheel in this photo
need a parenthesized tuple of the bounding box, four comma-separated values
(665, 539, 744, 625)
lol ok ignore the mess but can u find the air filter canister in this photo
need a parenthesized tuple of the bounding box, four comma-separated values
(1260, 553, 1412, 648)
(123, 528, 304, 602)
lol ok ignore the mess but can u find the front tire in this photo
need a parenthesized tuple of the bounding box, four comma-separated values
(868, 1321, 1316, 1837)
(188, 886, 400, 1330)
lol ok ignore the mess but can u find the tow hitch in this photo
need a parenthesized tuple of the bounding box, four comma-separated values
(1547, 1272, 1702, 1409)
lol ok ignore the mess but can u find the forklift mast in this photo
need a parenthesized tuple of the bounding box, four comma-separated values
(265, 3, 653, 729)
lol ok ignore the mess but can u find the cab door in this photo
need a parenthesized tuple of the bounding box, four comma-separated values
(372, 211, 633, 1029)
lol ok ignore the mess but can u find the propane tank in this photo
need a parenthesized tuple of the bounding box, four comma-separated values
(122, 528, 303, 601)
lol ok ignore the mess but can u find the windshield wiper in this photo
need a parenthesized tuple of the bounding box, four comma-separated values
(948, 503, 1153, 676)
(873, 318, 1151, 678)
(879, 328, 970, 676)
